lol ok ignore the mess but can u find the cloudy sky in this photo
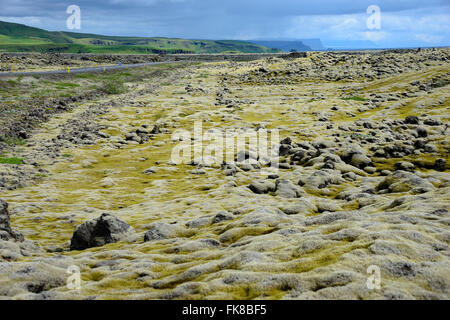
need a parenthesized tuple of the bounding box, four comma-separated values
(1, 0, 449, 47)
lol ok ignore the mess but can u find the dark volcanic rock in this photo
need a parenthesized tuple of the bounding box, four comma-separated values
(0, 199, 24, 242)
(144, 222, 178, 242)
(281, 52, 308, 59)
(150, 124, 162, 134)
(435, 159, 447, 172)
(404, 116, 419, 125)
(249, 180, 276, 194)
(376, 170, 434, 194)
(395, 161, 415, 172)
(70, 213, 134, 250)
(279, 144, 292, 156)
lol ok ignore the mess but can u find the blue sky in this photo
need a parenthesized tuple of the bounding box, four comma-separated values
(1, 0, 449, 47)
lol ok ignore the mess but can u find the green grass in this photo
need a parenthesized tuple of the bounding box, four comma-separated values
(0, 20, 280, 54)
(75, 73, 97, 79)
(0, 34, 50, 45)
(54, 82, 80, 89)
(342, 96, 367, 101)
(0, 157, 24, 164)
(6, 79, 17, 87)
(57, 91, 77, 98)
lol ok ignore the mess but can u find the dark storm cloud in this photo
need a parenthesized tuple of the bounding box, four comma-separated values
(2, 0, 447, 17)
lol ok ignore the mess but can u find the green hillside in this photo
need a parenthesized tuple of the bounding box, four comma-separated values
(0, 21, 280, 54)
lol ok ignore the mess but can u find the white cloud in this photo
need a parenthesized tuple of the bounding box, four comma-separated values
(285, 5, 449, 47)
(414, 33, 444, 43)
(0, 16, 46, 27)
(364, 31, 387, 42)
(330, 17, 359, 30)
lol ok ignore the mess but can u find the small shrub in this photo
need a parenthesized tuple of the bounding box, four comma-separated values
(101, 79, 127, 94)
(431, 78, 450, 89)
(0, 136, 26, 146)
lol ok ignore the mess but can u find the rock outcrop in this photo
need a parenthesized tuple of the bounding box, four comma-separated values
(0, 200, 24, 242)
(70, 213, 135, 250)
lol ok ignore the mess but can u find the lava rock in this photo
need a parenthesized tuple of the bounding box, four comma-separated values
(249, 180, 276, 194)
(275, 180, 304, 198)
(0, 199, 24, 242)
(144, 222, 178, 241)
(404, 116, 419, 125)
(435, 159, 446, 172)
(424, 118, 442, 126)
(395, 161, 415, 172)
(350, 154, 372, 169)
(70, 213, 134, 250)
(279, 144, 292, 156)
(416, 126, 428, 138)
(376, 170, 434, 194)
(150, 124, 161, 134)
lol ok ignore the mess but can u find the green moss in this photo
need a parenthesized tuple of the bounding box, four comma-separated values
(373, 152, 449, 173)
(218, 227, 278, 244)
(83, 270, 106, 282)
(342, 96, 367, 101)
(289, 241, 372, 274)
(153, 111, 166, 121)
(96, 277, 146, 290)
(231, 285, 261, 299)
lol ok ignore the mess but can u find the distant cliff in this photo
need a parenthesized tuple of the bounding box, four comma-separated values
(247, 40, 311, 52)
(298, 39, 325, 50)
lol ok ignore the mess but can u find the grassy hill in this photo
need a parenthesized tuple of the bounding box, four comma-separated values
(0, 21, 280, 54)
